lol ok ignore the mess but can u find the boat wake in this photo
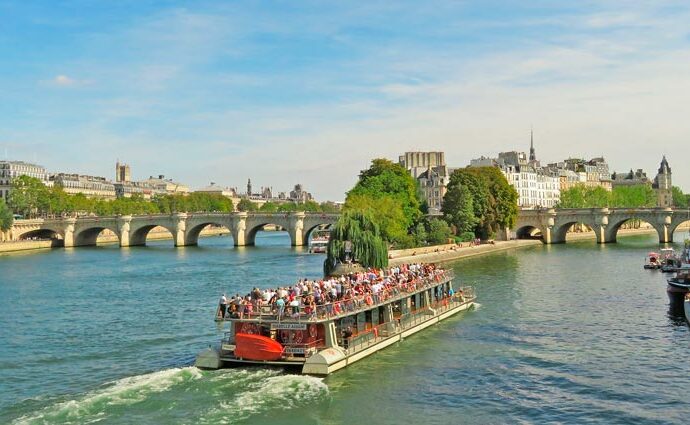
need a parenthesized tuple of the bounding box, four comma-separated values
(200, 369, 330, 424)
(11, 367, 329, 425)
(12, 367, 202, 425)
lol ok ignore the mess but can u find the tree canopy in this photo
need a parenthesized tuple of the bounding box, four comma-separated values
(672, 186, 689, 208)
(557, 184, 657, 208)
(324, 211, 388, 276)
(344, 158, 423, 246)
(442, 167, 518, 239)
(0, 198, 13, 231)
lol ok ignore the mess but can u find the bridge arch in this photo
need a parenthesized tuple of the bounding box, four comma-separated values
(184, 222, 232, 246)
(245, 222, 289, 246)
(17, 229, 65, 247)
(604, 217, 666, 244)
(515, 225, 543, 240)
(304, 223, 333, 242)
(551, 220, 600, 244)
(670, 219, 690, 240)
(129, 224, 176, 246)
(73, 226, 120, 247)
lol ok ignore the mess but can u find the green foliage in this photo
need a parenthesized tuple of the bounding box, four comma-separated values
(672, 186, 689, 207)
(259, 201, 279, 212)
(237, 198, 258, 212)
(426, 218, 452, 245)
(558, 184, 657, 208)
(7, 176, 50, 218)
(412, 222, 428, 246)
(442, 167, 518, 239)
(346, 158, 422, 233)
(324, 211, 388, 276)
(456, 231, 476, 243)
(344, 193, 410, 245)
(442, 184, 476, 234)
(0, 198, 13, 231)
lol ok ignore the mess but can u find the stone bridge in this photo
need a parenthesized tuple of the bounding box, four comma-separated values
(514, 208, 690, 244)
(9, 212, 340, 248)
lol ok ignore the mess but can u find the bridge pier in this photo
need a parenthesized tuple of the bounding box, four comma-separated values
(118, 215, 132, 247)
(288, 212, 306, 246)
(231, 212, 248, 246)
(63, 218, 76, 248)
(173, 213, 188, 247)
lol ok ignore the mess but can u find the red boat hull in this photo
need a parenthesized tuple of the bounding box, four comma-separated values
(234, 333, 284, 361)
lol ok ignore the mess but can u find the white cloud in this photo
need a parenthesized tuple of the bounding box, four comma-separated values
(53, 75, 75, 86)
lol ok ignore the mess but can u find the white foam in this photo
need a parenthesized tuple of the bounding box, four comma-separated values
(202, 373, 330, 424)
(472, 302, 482, 310)
(13, 367, 202, 425)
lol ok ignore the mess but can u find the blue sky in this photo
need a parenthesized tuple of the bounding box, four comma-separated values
(1, 1, 689, 200)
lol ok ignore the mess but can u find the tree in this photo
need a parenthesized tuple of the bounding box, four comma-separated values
(324, 211, 388, 276)
(7, 176, 50, 218)
(672, 186, 688, 208)
(344, 193, 410, 245)
(442, 167, 517, 239)
(346, 158, 422, 231)
(259, 201, 279, 213)
(0, 198, 13, 231)
(442, 183, 477, 234)
(427, 218, 452, 245)
(236, 198, 258, 212)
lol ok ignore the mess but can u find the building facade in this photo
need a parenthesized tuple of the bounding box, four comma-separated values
(0, 161, 49, 201)
(51, 173, 117, 199)
(399, 151, 451, 215)
(470, 133, 560, 208)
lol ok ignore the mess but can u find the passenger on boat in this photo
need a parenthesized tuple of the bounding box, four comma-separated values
(342, 326, 353, 349)
(218, 294, 228, 318)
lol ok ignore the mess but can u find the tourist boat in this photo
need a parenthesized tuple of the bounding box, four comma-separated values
(644, 252, 661, 270)
(308, 230, 330, 254)
(196, 269, 475, 375)
(667, 264, 690, 303)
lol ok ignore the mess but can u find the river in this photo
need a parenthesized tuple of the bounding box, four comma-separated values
(1, 231, 689, 424)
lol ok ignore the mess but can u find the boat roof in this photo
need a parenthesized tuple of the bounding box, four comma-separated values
(648, 252, 660, 256)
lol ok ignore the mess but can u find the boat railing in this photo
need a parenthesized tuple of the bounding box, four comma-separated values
(221, 269, 457, 323)
(342, 287, 475, 355)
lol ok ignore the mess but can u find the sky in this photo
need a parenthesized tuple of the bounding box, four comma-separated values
(1, 0, 689, 201)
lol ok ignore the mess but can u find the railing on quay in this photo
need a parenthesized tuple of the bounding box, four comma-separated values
(217, 269, 457, 324)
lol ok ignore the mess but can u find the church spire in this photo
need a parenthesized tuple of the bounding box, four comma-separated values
(529, 127, 536, 162)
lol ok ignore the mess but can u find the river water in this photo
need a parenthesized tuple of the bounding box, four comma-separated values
(1, 231, 689, 424)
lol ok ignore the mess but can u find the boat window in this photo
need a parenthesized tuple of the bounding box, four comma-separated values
(356, 312, 367, 333)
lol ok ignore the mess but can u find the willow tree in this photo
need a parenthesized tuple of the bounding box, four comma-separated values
(324, 211, 388, 276)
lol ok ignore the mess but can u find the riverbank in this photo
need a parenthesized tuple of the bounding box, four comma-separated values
(0, 227, 229, 254)
(389, 225, 690, 265)
(389, 239, 542, 266)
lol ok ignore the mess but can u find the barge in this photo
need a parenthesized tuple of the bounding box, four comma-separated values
(196, 267, 475, 375)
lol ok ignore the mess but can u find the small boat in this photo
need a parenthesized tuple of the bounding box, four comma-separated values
(234, 333, 285, 361)
(667, 264, 690, 303)
(644, 252, 661, 270)
(685, 294, 690, 324)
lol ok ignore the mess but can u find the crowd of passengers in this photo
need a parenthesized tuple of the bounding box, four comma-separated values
(217, 263, 457, 320)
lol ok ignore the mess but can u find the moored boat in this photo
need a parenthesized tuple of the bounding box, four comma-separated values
(667, 264, 690, 304)
(644, 252, 662, 270)
(197, 264, 475, 375)
(685, 294, 690, 324)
